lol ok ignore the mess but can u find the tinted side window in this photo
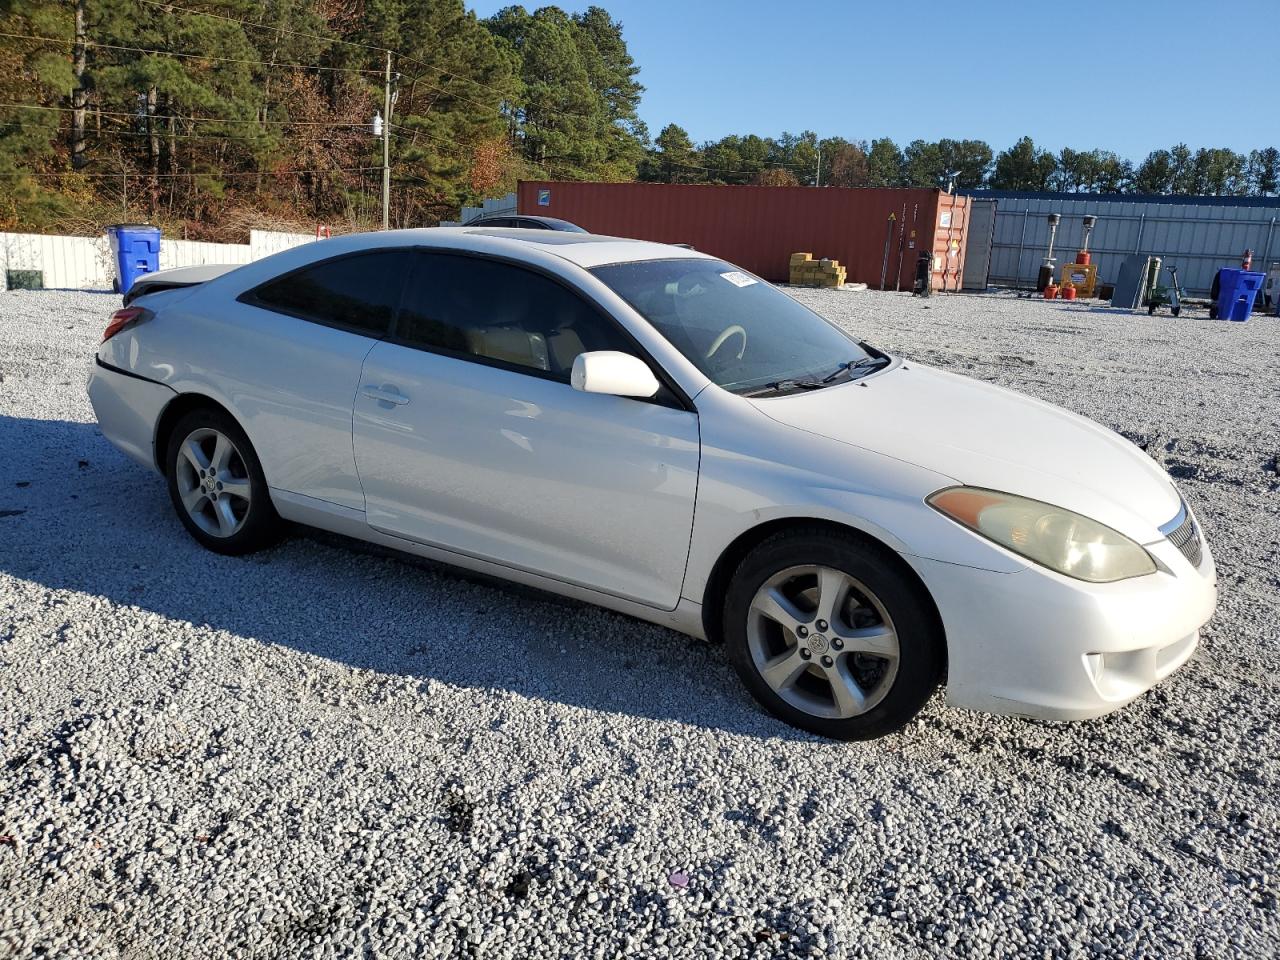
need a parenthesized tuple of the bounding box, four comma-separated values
(248, 251, 411, 335)
(395, 253, 632, 379)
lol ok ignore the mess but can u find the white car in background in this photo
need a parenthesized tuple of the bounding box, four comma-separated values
(87, 228, 1217, 739)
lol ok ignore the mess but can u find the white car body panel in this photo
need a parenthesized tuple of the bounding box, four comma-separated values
(87, 362, 175, 469)
(130, 262, 242, 289)
(915, 535, 1216, 718)
(270, 488, 708, 637)
(104, 294, 378, 510)
(750, 362, 1180, 544)
(353, 341, 700, 609)
(87, 227, 1218, 724)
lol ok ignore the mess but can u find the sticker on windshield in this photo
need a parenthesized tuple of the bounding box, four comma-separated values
(720, 271, 757, 288)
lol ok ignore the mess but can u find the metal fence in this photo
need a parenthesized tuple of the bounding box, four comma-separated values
(0, 229, 315, 291)
(439, 193, 517, 228)
(964, 192, 1280, 296)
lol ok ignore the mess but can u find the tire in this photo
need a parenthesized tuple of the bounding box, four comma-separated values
(164, 407, 281, 555)
(723, 528, 944, 740)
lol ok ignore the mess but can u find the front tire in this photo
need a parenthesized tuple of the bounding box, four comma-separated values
(723, 528, 944, 740)
(165, 408, 281, 555)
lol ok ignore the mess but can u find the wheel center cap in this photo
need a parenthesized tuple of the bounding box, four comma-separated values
(807, 634, 829, 655)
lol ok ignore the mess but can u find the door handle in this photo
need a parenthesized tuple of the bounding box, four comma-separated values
(362, 384, 410, 406)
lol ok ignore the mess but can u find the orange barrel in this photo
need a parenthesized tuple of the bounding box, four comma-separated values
(1044, 284, 1059, 299)
(1075, 251, 1091, 265)
(1061, 285, 1078, 301)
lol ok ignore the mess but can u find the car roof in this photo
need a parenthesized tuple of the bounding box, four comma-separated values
(366, 227, 715, 269)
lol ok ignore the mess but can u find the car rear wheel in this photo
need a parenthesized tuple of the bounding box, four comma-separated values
(723, 528, 943, 740)
(165, 408, 280, 555)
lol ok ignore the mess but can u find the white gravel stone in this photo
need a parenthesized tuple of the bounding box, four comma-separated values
(0, 287, 1278, 958)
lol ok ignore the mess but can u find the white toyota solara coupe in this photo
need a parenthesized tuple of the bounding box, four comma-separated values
(88, 228, 1217, 739)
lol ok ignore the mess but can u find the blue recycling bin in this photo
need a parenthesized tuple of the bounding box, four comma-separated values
(1214, 268, 1265, 322)
(107, 224, 161, 294)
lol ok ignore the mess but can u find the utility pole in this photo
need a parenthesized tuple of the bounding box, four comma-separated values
(815, 142, 821, 187)
(382, 49, 392, 230)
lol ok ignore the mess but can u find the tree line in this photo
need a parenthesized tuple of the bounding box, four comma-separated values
(0, 1, 1276, 238)
(640, 126, 1280, 198)
(0, 1, 646, 235)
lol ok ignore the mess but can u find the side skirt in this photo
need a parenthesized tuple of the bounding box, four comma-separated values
(269, 488, 707, 640)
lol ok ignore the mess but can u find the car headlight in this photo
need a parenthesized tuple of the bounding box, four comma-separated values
(927, 486, 1156, 583)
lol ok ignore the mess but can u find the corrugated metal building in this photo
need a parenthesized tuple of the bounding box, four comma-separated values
(516, 181, 972, 290)
(962, 190, 1280, 296)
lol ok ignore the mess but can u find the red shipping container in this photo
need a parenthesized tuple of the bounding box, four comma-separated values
(517, 181, 970, 291)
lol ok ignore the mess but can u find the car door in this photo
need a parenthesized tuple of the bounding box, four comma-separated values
(351, 251, 700, 610)
(229, 249, 412, 509)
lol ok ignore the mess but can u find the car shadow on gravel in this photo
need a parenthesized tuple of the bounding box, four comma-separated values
(0, 414, 811, 740)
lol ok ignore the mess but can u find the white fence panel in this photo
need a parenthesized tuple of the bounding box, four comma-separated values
(161, 239, 251, 270)
(1, 229, 312, 291)
(1, 232, 112, 289)
(249, 230, 314, 259)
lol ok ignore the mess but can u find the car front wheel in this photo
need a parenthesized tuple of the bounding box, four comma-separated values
(165, 408, 281, 555)
(723, 528, 944, 740)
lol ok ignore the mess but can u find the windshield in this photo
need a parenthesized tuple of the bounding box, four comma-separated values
(591, 258, 873, 395)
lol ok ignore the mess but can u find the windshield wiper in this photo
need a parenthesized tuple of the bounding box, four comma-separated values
(743, 378, 826, 396)
(820, 348, 892, 383)
(743, 346, 892, 396)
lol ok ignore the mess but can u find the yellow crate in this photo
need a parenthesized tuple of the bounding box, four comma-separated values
(1062, 262, 1098, 298)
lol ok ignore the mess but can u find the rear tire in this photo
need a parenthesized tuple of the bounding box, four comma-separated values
(723, 528, 944, 740)
(165, 408, 281, 555)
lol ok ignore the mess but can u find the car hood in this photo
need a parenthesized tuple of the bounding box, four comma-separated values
(749, 361, 1180, 543)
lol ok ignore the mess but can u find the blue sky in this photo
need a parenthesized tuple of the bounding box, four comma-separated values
(466, 0, 1275, 160)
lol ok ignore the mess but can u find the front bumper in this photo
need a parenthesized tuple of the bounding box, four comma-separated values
(907, 536, 1217, 721)
(87, 358, 174, 473)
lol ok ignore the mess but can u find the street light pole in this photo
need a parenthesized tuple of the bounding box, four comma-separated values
(382, 49, 392, 230)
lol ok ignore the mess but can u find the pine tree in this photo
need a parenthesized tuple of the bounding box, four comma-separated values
(865, 138, 903, 187)
(990, 136, 1056, 191)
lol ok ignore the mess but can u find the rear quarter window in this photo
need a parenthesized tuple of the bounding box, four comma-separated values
(243, 250, 412, 335)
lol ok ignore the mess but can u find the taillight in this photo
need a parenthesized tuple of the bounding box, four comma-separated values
(102, 307, 145, 343)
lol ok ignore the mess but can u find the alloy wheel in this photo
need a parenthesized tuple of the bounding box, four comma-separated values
(173, 427, 253, 538)
(746, 564, 900, 720)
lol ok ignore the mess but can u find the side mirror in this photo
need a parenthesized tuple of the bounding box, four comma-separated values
(570, 351, 660, 399)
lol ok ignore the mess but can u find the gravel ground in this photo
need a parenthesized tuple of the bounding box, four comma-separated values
(1, 287, 1278, 959)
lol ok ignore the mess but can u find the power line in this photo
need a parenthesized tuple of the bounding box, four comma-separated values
(0, 102, 374, 128)
(0, 166, 382, 179)
(3, 104, 805, 180)
(0, 29, 381, 74)
(1, 104, 491, 162)
(0, 124, 371, 145)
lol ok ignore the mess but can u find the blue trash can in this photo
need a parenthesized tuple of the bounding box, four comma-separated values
(107, 224, 161, 294)
(1214, 268, 1265, 321)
